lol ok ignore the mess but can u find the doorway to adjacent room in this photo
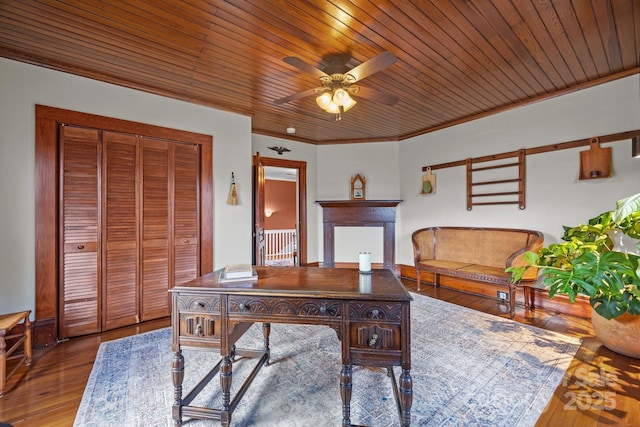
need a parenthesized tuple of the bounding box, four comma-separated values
(253, 154, 307, 266)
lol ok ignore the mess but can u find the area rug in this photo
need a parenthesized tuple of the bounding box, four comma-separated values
(74, 293, 581, 426)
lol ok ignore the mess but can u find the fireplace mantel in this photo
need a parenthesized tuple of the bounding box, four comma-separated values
(317, 200, 402, 269)
(317, 200, 402, 209)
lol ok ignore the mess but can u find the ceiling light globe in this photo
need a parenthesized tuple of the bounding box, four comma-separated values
(332, 88, 349, 106)
(341, 96, 356, 112)
(316, 92, 332, 110)
(326, 102, 340, 114)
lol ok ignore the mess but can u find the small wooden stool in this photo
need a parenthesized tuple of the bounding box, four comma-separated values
(0, 310, 32, 397)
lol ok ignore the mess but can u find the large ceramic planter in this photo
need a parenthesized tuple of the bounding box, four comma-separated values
(591, 311, 640, 359)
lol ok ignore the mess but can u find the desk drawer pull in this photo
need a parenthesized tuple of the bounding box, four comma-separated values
(356, 325, 395, 349)
(369, 334, 378, 347)
(184, 315, 216, 337)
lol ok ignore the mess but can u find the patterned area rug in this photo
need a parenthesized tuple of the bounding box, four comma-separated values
(74, 293, 580, 426)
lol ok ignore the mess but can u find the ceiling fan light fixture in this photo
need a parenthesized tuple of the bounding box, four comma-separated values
(316, 88, 356, 114)
(277, 51, 398, 121)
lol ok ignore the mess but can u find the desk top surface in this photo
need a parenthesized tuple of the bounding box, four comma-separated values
(171, 267, 412, 303)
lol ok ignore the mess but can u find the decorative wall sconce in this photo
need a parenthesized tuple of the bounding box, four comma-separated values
(265, 210, 273, 217)
(226, 172, 238, 205)
(268, 146, 291, 155)
(633, 137, 640, 158)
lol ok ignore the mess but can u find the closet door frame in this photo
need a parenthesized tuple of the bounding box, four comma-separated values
(35, 105, 213, 346)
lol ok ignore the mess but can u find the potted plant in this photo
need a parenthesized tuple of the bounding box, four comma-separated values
(508, 192, 640, 358)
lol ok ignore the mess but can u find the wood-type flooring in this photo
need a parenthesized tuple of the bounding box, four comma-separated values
(1, 278, 638, 426)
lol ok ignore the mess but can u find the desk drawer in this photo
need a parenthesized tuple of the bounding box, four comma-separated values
(175, 294, 220, 313)
(179, 313, 220, 340)
(348, 302, 403, 321)
(350, 322, 401, 350)
(227, 296, 342, 320)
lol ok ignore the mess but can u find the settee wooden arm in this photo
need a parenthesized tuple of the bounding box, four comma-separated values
(411, 228, 435, 264)
(505, 234, 544, 282)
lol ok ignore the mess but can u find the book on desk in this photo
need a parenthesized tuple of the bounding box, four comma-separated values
(219, 264, 258, 285)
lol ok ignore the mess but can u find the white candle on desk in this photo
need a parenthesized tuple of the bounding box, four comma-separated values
(359, 252, 371, 272)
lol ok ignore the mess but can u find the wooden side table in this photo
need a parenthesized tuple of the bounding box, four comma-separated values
(0, 310, 32, 397)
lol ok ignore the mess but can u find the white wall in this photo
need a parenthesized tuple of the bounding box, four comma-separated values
(397, 75, 640, 265)
(0, 58, 254, 315)
(316, 142, 401, 263)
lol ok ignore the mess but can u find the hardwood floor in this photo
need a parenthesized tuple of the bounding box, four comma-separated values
(1, 279, 638, 426)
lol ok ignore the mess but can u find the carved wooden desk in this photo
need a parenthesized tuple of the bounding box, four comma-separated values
(170, 266, 412, 426)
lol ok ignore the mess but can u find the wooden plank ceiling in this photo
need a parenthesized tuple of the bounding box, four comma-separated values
(1, 0, 638, 144)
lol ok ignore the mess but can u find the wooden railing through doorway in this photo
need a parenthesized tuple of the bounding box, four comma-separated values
(265, 229, 296, 263)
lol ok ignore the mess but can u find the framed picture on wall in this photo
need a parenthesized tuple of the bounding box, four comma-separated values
(350, 174, 366, 200)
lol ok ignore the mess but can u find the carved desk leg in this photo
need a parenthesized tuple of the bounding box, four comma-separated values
(340, 364, 353, 426)
(220, 355, 233, 427)
(171, 350, 184, 426)
(262, 323, 271, 365)
(400, 369, 413, 427)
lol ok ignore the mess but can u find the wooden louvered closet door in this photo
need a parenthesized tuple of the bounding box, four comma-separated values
(59, 128, 201, 338)
(59, 126, 101, 338)
(173, 143, 200, 288)
(102, 132, 139, 330)
(140, 137, 170, 321)
(140, 138, 200, 321)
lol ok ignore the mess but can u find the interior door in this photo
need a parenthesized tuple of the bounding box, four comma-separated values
(172, 142, 200, 285)
(140, 137, 170, 321)
(253, 154, 307, 266)
(59, 125, 101, 338)
(253, 153, 266, 265)
(102, 131, 139, 330)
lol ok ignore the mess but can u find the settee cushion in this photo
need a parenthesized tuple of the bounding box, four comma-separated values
(419, 260, 474, 270)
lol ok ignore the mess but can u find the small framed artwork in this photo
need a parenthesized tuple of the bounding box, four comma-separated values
(350, 173, 366, 200)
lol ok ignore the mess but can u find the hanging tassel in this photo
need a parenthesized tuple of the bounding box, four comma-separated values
(227, 172, 238, 205)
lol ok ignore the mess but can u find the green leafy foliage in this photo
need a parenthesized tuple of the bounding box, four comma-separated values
(613, 193, 640, 239)
(506, 193, 640, 320)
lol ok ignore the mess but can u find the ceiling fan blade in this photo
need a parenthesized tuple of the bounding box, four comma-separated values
(283, 56, 329, 79)
(273, 88, 320, 105)
(345, 51, 397, 82)
(350, 86, 399, 106)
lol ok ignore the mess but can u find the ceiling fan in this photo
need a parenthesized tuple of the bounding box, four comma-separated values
(274, 51, 399, 120)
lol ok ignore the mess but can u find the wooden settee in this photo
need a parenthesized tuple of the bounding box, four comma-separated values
(411, 226, 544, 318)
